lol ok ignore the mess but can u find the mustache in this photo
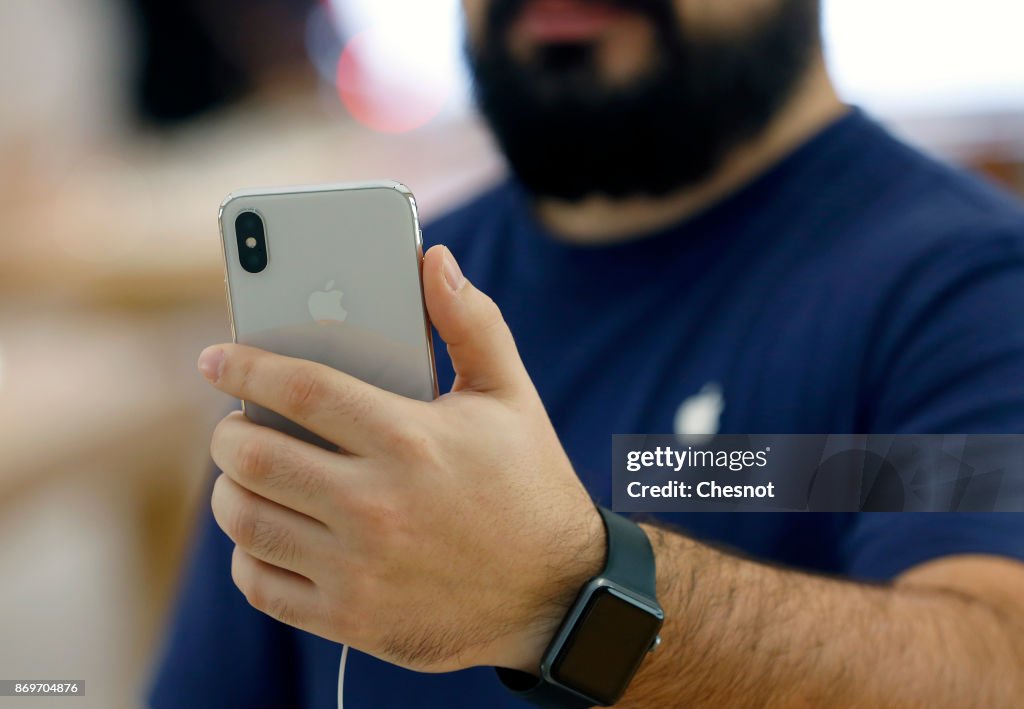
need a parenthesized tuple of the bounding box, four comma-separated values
(483, 0, 680, 41)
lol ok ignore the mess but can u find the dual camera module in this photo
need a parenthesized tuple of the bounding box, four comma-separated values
(235, 211, 267, 273)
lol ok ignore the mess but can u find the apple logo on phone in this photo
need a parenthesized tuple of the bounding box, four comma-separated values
(308, 280, 348, 323)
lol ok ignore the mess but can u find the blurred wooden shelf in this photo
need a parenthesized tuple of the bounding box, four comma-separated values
(0, 102, 503, 310)
(0, 306, 228, 505)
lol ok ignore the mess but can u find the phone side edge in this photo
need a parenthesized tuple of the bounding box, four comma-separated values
(383, 183, 439, 401)
(217, 195, 246, 415)
(412, 212, 440, 401)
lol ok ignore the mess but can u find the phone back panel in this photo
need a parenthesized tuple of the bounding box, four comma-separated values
(219, 181, 437, 445)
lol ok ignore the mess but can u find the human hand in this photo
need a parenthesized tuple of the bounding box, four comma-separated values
(201, 245, 604, 673)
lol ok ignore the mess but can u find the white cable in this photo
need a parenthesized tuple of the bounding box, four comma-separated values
(337, 643, 350, 709)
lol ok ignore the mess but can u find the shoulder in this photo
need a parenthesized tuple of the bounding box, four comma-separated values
(838, 123, 1024, 264)
(837, 134, 1024, 431)
(845, 124, 1024, 321)
(810, 121, 1024, 328)
(758, 117, 1024, 431)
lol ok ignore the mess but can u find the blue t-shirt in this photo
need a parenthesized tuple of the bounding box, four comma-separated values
(150, 109, 1024, 708)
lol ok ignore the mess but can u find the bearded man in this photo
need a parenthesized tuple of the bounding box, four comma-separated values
(151, 1, 1024, 706)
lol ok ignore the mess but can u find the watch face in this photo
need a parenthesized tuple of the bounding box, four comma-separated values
(550, 586, 663, 705)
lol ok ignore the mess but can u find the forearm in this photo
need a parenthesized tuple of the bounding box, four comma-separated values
(620, 524, 1024, 708)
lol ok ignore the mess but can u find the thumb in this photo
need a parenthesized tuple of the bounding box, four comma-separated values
(422, 244, 528, 395)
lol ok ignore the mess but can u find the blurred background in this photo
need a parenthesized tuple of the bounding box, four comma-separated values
(0, 1, 1021, 706)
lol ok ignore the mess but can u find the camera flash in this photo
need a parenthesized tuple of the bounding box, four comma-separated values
(245, 237, 257, 248)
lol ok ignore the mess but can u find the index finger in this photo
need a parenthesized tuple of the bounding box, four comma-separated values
(198, 343, 411, 454)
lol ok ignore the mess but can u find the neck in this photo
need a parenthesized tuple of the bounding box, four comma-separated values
(532, 58, 846, 244)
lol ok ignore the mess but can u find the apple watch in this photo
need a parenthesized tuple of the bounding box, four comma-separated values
(496, 506, 663, 707)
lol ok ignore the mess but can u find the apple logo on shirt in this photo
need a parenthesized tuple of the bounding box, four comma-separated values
(674, 382, 724, 445)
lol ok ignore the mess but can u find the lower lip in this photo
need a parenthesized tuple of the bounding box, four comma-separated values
(513, 0, 628, 42)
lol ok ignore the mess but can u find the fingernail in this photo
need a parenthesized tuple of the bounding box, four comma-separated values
(198, 346, 225, 382)
(442, 247, 466, 293)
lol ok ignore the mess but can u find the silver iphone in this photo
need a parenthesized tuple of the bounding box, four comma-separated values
(218, 180, 438, 446)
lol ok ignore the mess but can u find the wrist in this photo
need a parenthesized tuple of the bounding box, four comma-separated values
(495, 509, 665, 707)
(503, 503, 606, 673)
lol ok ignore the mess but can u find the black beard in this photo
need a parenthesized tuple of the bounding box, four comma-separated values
(467, 0, 821, 201)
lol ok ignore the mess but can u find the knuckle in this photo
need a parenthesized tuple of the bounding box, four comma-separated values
(241, 576, 266, 611)
(249, 518, 298, 567)
(231, 552, 298, 626)
(358, 496, 407, 544)
(229, 496, 296, 566)
(362, 500, 397, 534)
(230, 497, 261, 548)
(283, 366, 324, 417)
(211, 416, 230, 447)
(236, 436, 272, 482)
(209, 474, 231, 522)
(342, 387, 374, 426)
(399, 433, 432, 461)
(209, 417, 235, 466)
(235, 356, 257, 396)
(265, 595, 299, 626)
(382, 422, 436, 463)
(267, 461, 327, 501)
(478, 296, 508, 336)
(231, 549, 259, 603)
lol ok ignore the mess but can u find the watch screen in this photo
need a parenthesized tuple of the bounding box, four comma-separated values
(550, 587, 662, 704)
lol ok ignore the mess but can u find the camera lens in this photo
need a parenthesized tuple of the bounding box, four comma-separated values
(235, 211, 268, 273)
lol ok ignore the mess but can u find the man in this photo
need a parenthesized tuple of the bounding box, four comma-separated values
(151, 0, 1024, 706)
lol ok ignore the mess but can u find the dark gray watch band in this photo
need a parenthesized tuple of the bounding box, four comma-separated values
(495, 506, 659, 707)
(495, 668, 594, 708)
(597, 506, 657, 600)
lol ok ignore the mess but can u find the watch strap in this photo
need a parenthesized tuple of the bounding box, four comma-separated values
(597, 506, 657, 600)
(494, 668, 593, 708)
(495, 507, 659, 708)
